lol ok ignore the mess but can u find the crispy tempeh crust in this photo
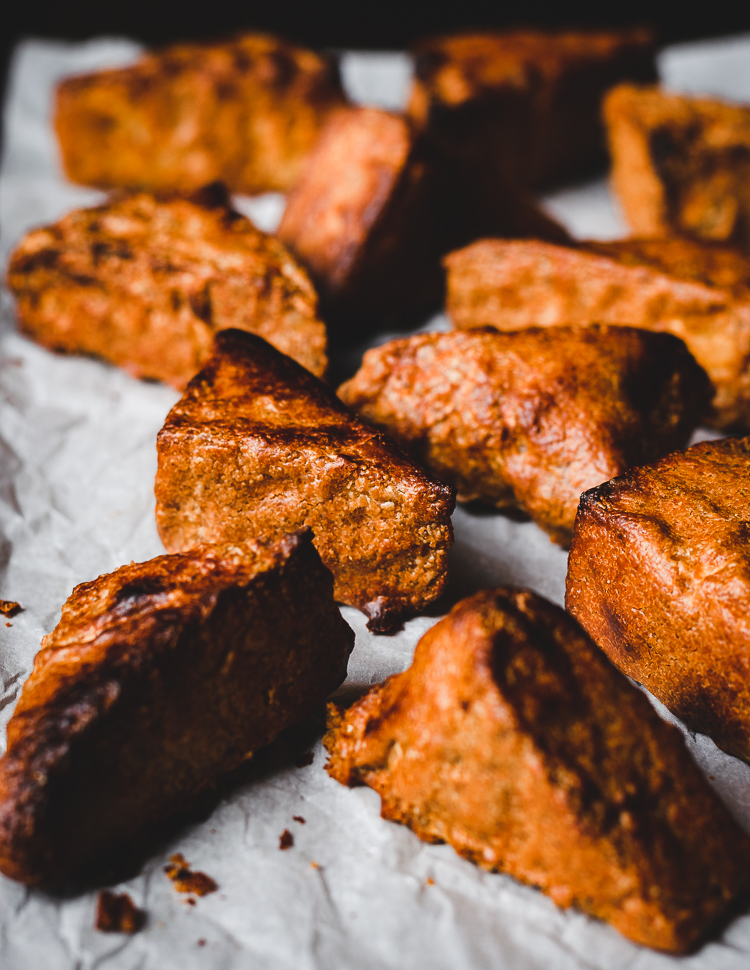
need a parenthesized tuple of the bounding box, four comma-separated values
(567, 436, 750, 765)
(7, 185, 327, 386)
(409, 29, 656, 191)
(604, 84, 750, 253)
(278, 107, 444, 336)
(325, 587, 750, 953)
(55, 33, 346, 195)
(339, 326, 710, 545)
(445, 236, 750, 429)
(155, 329, 455, 631)
(0, 531, 353, 887)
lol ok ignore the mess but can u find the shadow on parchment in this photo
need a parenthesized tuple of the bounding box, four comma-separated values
(42, 710, 329, 898)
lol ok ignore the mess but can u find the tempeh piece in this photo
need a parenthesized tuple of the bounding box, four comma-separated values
(7, 186, 327, 387)
(567, 436, 750, 765)
(155, 329, 455, 632)
(445, 236, 750, 429)
(325, 587, 750, 953)
(339, 326, 709, 545)
(604, 84, 750, 253)
(277, 107, 444, 335)
(409, 29, 656, 190)
(54, 33, 346, 195)
(0, 532, 353, 887)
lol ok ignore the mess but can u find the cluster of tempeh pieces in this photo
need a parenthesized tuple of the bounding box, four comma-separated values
(3, 24, 750, 955)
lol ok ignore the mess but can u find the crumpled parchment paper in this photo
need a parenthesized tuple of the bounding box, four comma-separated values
(1, 34, 750, 970)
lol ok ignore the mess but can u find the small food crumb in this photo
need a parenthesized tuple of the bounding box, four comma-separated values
(426, 878, 435, 886)
(310, 861, 320, 869)
(198, 939, 206, 947)
(279, 829, 294, 850)
(295, 750, 314, 768)
(292, 815, 306, 824)
(164, 853, 218, 896)
(95, 891, 144, 933)
(0, 601, 21, 618)
(186, 898, 196, 906)
(5, 622, 11, 628)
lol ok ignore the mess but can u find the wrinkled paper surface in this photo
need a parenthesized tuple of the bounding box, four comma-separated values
(1, 34, 750, 970)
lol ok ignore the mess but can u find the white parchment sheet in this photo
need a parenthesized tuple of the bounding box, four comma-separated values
(1, 34, 750, 970)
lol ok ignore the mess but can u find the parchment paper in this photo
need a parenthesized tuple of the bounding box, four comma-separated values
(1, 35, 750, 970)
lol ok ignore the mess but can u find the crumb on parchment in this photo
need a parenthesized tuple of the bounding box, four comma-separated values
(164, 853, 218, 896)
(279, 829, 294, 850)
(96, 891, 144, 933)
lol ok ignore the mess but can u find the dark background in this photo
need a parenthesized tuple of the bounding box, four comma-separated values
(6, 0, 750, 50)
(3, 0, 750, 144)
